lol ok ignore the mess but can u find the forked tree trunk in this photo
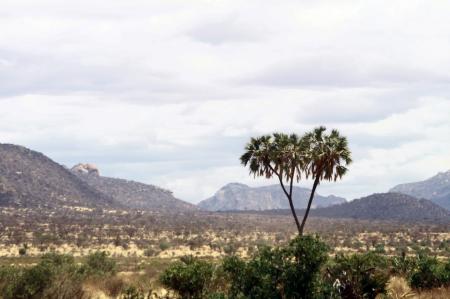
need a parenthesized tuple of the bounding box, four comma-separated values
(299, 176, 320, 235)
(276, 173, 302, 235)
(287, 194, 302, 235)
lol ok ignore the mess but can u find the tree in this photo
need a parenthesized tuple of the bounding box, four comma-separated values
(240, 127, 351, 236)
(240, 133, 306, 234)
(299, 127, 352, 235)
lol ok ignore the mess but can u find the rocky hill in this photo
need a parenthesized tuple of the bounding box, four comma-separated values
(0, 144, 115, 209)
(389, 170, 450, 210)
(247, 192, 450, 222)
(310, 192, 450, 222)
(71, 164, 197, 211)
(198, 183, 345, 211)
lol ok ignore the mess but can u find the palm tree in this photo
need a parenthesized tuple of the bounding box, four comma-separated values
(240, 133, 307, 234)
(298, 126, 352, 235)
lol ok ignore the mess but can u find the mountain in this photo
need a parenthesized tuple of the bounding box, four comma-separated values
(310, 192, 450, 222)
(0, 144, 115, 209)
(198, 183, 345, 211)
(71, 164, 197, 212)
(389, 170, 450, 210)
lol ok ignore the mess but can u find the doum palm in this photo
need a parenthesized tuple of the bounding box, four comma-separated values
(240, 126, 352, 235)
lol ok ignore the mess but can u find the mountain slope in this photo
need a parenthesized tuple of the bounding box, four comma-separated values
(198, 183, 345, 211)
(311, 192, 450, 221)
(71, 164, 197, 212)
(389, 170, 450, 210)
(0, 144, 115, 208)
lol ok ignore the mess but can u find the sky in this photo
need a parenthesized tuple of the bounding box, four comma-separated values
(1, 0, 449, 203)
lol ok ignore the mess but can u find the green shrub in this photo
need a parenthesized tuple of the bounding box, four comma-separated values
(18, 247, 27, 256)
(83, 251, 116, 276)
(326, 252, 389, 299)
(222, 235, 329, 299)
(0, 266, 23, 299)
(0, 253, 86, 299)
(390, 251, 416, 276)
(159, 241, 171, 251)
(121, 286, 146, 299)
(160, 255, 214, 299)
(408, 251, 448, 290)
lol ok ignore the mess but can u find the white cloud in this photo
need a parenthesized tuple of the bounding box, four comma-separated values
(0, 1, 449, 203)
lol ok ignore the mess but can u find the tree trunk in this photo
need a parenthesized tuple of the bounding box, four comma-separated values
(299, 176, 320, 235)
(287, 194, 302, 235)
(276, 174, 301, 235)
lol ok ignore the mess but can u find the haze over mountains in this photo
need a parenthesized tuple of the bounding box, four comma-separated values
(198, 183, 345, 211)
(0, 142, 449, 222)
(71, 164, 197, 211)
(390, 170, 450, 210)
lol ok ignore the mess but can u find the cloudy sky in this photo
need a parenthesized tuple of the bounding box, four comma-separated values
(1, 0, 449, 203)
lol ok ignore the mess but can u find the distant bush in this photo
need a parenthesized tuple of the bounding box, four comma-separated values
(144, 247, 156, 257)
(160, 255, 214, 299)
(222, 244, 237, 255)
(326, 251, 389, 299)
(159, 241, 171, 251)
(18, 247, 27, 256)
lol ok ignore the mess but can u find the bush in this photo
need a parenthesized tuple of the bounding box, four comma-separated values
(144, 247, 156, 257)
(83, 251, 116, 276)
(390, 250, 416, 276)
(160, 255, 214, 299)
(408, 251, 449, 290)
(121, 286, 147, 299)
(102, 276, 126, 297)
(326, 251, 389, 299)
(0, 253, 86, 299)
(18, 247, 27, 256)
(159, 241, 171, 251)
(222, 235, 329, 299)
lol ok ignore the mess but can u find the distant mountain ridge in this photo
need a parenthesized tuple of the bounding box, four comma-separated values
(198, 183, 346, 211)
(389, 170, 450, 210)
(0, 143, 115, 209)
(238, 193, 450, 223)
(71, 164, 197, 211)
(311, 192, 450, 222)
(0, 143, 195, 212)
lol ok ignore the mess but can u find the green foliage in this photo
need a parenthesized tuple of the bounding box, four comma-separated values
(121, 286, 147, 299)
(0, 253, 86, 299)
(326, 252, 389, 299)
(374, 244, 385, 254)
(160, 255, 214, 299)
(222, 235, 329, 299)
(408, 251, 450, 290)
(240, 127, 352, 235)
(83, 251, 116, 276)
(222, 244, 237, 255)
(18, 247, 27, 256)
(390, 251, 417, 276)
(159, 241, 171, 251)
